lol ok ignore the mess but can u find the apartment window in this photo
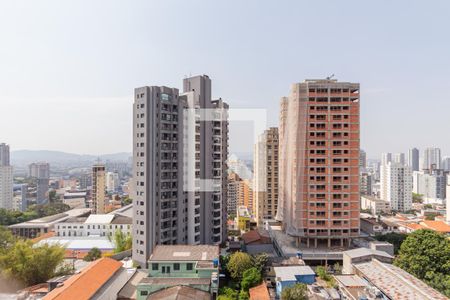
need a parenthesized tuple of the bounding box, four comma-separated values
(152, 263, 158, 270)
(141, 291, 148, 296)
(174, 263, 180, 271)
(186, 263, 193, 271)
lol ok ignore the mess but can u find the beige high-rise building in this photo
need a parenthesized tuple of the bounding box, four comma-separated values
(227, 172, 253, 216)
(254, 127, 279, 226)
(278, 79, 360, 248)
(92, 164, 106, 214)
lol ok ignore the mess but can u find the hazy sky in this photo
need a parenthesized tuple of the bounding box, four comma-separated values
(1, 0, 450, 159)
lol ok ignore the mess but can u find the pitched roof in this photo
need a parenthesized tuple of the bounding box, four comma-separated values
(343, 247, 393, 259)
(43, 257, 122, 300)
(249, 283, 270, 300)
(147, 286, 210, 300)
(241, 230, 271, 245)
(402, 223, 425, 231)
(420, 220, 450, 233)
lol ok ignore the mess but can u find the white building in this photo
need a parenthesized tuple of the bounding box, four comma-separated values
(446, 174, 450, 223)
(413, 170, 446, 204)
(0, 143, 13, 210)
(55, 214, 132, 238)
(106, 172, 119, 193)
(380, 162, 412, 212)
(422, 147, 441, 170)
(360, 195, 391, 215)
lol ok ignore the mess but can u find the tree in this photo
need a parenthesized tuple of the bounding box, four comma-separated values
(219, 287, 238, 300)
(241, 267, 262, 291)
(412, 193, 423, 203)
(84, 247, 102, 261)
(0, 226, 15, 253)
(114, 231, 132, 253)
(252, 253, 268, 273)
(374, 232, 408, 254)
(48, 190, 59, 203)
(333, 262, 342, 274)
(238, 290, 249, 300)
(425, 213, 440, 220)
(281, 283, 308, 300)
(227, 252, 253, 281)
(394, 229, 450, 297)
(0, 240, 65, 285)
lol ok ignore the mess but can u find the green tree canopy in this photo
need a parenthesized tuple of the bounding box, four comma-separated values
(241, 267, 262, 291)
(252, 253, 268, 273)
(114, 230, 132, 253)
(0, 226, 15, 253)
(227, 252, 253, 281)
(281, 283, 308, 300)
(84, 247, 102, 262)
(374, 232, 408, 254)
(0, 240, 65, 286)
(394, 229, 450, 297)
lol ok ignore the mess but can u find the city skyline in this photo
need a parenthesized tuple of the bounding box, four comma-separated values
(2, 1, 450, 157)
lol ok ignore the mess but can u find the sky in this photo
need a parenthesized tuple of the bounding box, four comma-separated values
(1, 0, 450, 159)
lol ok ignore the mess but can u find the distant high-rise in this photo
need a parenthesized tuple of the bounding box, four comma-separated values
(359, 149, 367, 170)
(422, 147, 441, 170)
(92, 164, 106, 214)
(254, 127, 279, 226)
(360, 172, 372, 196)
(132, 75, 229, 267)
(392, 153, 405, 165)
(29, 162, 50, 205)
(380, 162, 412, 212)
(227, 172, 240, 217)
(106, 172, 119, 193)
(441, 156, 450, 171)
(381, 153, 392, 166)
(408, 148, 419, 172)
(0, 143, 13, 209)
(278, 79, 360, 248)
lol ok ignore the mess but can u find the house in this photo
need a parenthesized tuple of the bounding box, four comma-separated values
(419, 220, 450, 234)
(43, 257, 131, 300)
(360, 217, 399, 235)
(249, 283, 270, 300)
(360, 195, 391, 215)
(273, 266, 315, 297)
(136, 245, 220, 300)
(237, 206, 251, 231)
(241, 229, 274, 254)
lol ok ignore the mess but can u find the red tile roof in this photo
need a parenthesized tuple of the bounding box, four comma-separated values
(420, 220, 450, 233)
(249, 283, 270, 300)
(241, 230, 271, 245)
(43, 257, 122, 300)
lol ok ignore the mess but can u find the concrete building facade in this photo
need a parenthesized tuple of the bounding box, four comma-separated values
(422, 147, 441, 170)
(408, 148, 419, 172)
(254, 127, 279, 226)
(380, 162, 412, 211)
(0, 143, 13, 210)
(92, 164, 106, 214)
(132, 75, 228, 267)
(277, 79, 360, 248)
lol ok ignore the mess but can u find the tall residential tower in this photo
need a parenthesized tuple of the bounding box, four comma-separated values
(278, 79, 360, 248)
(92, 164, 106, 214)
(0, 143, 13, 209)
(254, 127, 279, 226)
(132, 75, 228, 267)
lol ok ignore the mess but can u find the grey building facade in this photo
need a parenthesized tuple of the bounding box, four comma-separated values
(408, 148, 419, 172)
(132, 75, 228, 267)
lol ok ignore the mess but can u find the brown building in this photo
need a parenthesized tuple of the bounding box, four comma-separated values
(92, 164, 106, 214)
(254, 127, 279, 226)
(278, 79, 360, 248)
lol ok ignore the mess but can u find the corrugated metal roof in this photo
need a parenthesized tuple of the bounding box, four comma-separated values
(274, 266, 315, 281)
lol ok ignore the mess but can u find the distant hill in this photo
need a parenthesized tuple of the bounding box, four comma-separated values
(11, 150, 131, 166)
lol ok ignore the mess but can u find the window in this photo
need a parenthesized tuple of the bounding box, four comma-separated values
(141, 291, 148, 296)
(174, 263, 180, 271)
(152, 263, 158, 270)
(186, 263, 193, 271)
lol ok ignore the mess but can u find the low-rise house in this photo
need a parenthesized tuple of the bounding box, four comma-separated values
(136, 245, 220, 300)
(420, 220, 450, 234)
(360, 217, 399, 235)
(237, 206, 251, 231)
(241, 229, 274, 254)
(360, 195, 391, 215)
(43, 257, 132, 300)
(273, 266, 315, 297)
(249, 283, 270, 300)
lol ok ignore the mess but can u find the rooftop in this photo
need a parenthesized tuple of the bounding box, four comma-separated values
(149, 245, 219, 262)
(354, 259, 448, 300)
(147, 285, 210, 300)
(138, 277, 211, 286)
(273, 266, 315, 281)
(249, 283, 270, 300)
(343, 248, 393, 259)
(85, 214, 115, 224)
(241, 230, 271, 245)
(111, 215, 132, 225)
(43, 258, 122, 300)
(117, 270, 147, 300)
(35, 236, 115, 251)
(9, 208, 91, 228)
(420, 220, 450, 233)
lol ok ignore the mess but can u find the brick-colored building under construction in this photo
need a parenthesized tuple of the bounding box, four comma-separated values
(277, 79, 360, 248)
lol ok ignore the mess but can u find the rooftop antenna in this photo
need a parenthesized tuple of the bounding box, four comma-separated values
(326, 74, 335, 80)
